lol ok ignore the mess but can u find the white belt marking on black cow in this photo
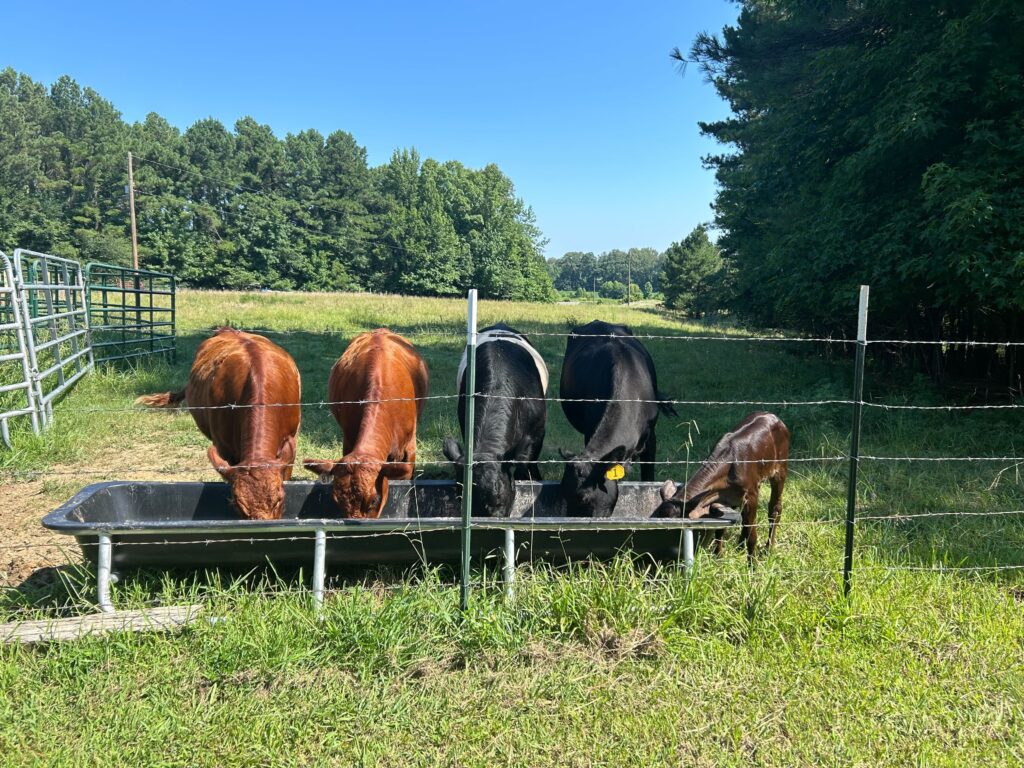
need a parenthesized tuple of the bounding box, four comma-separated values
(456, 330, 549, 395)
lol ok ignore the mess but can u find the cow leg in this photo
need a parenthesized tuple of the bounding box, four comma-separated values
(713, 529, 724, 556)
(397, 443, 416, 480)
(741, 488, 759, 563)
(640, 430, 656, 482)
(767, 468, 786, 552)
(515, 431, 545, 481)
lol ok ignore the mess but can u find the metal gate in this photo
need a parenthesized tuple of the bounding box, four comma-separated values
(0, 250, 177, 447)
(85, 262, 176, 365)
(13, 249, 94, 428)
(0, 250, 39, 447)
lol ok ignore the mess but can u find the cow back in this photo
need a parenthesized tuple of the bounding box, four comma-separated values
(187, 329, 301, 466)
(456, 327, 547, 458)
(560, 320, 661, 448)
(327, 329, 428, 453)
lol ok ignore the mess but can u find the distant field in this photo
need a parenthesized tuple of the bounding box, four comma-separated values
(1, 290, 1023, 766)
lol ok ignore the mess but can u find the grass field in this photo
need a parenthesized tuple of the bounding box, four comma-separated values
(1, 290, 1023, 766)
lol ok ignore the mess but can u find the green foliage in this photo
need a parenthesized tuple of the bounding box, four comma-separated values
(600, 280, 627, 299)
(0, 69, 553, 300)
(661, 225, 724, 314)
(692, 0, 1024, 349)
(549, 247, 665, 297)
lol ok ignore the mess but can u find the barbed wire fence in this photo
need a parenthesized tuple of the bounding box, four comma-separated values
(2, 284, 1024, 626)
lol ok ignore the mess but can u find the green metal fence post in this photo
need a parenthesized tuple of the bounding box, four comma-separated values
(843, 285, 869, 599)
(170, 274, 177, 362)
(460, 288, 478, 612)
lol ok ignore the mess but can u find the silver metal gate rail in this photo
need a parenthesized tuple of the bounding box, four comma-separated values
(13, 249, 94, 427)
(0, 250, 39, 447)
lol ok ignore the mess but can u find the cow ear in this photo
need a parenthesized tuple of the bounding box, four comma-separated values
(303, 458, 337, 482)
(442, 437, 464, 463)
(277, 435, 296, 463)
(687, 500, 711, 520)
(380, 460, 409, 479)
(208, 446, 238, 480)
(558, 448, 575, 460)
(332, 460, 355, 477)
(660, 479, 679, 501)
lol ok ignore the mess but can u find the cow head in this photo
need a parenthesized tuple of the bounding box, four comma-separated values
(559, 450, 621, 517)
(443, 437, 513, 518)
(302, 454, 407, 518)
(652, 479, 726, 519)
(208, 436, 295, 520)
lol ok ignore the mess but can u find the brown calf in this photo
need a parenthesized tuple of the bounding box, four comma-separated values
(653, 412, 789, 560)
(136, 328, 301, 520)
(304, 329, 428, 518)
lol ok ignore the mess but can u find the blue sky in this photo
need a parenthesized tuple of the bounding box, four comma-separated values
(4, 1, 738, 258)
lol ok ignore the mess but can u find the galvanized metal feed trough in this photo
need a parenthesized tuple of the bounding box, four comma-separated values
(44, 480, 738, 612)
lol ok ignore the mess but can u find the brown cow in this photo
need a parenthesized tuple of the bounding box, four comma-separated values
(304, 329, 428, 518)
(136, 328, 301, 520)
(653, 412, 789, 560)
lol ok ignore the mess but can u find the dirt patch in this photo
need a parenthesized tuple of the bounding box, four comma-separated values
(0, 480, 72, 586)
(1, 441, 212, 589)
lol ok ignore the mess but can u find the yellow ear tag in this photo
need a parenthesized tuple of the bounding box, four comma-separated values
(605, 464, 625, 481)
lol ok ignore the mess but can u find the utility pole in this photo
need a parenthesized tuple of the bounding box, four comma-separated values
(127, 151, 140, 271)
(627, 253, 632, 305)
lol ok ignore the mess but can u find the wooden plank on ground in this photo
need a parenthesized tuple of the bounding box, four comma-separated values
(0, 605, 203, 644)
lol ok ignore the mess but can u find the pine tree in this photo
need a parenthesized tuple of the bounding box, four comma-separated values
(661, 225, 722, 314)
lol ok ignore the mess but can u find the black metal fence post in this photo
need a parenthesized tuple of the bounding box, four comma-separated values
(843, 285, 869, 598)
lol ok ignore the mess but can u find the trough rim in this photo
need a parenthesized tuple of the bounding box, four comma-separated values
(42, 480, 740, 537)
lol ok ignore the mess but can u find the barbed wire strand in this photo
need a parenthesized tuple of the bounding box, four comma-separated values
(857, 509, 1024, 522)
(8, 451, 1024, 480)
(0, 456, 851, 479)
(172, 324, 1024, 347)
(68, 395, 856, 413)
(40, 394, 1024, 414)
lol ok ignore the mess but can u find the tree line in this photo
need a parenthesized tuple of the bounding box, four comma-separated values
(545, 228, 725, 313)
(0, 68, 553, 300)
(546, 248, 664, 301)
(687, 0, 1024, 375)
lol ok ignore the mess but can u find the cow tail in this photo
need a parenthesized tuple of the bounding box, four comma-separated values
(657, 391, 678, 417)
(135, 389, 187, 408)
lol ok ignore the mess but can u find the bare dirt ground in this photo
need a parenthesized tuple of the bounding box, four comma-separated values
(1, 441, 209, 589)
(0, 481, 70, 586)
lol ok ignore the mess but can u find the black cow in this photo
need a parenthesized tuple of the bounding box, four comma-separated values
(559, 320, 675, 516)
(443, 323, 548, 517)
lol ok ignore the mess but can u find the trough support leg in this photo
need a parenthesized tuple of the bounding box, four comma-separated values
(503, 527, 515, 600)
(312, 528, 326, 614)
(682, 528, 695, 572)
(97, 534, 114, 614)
